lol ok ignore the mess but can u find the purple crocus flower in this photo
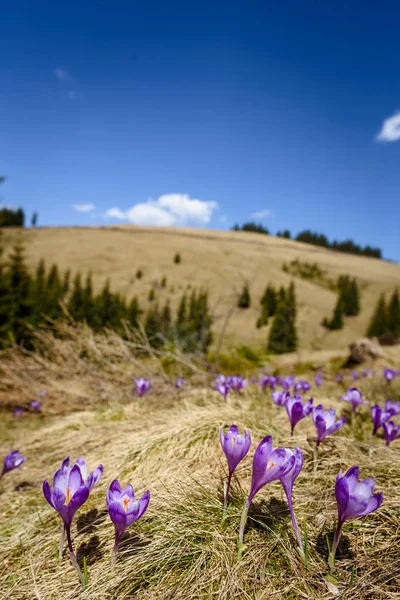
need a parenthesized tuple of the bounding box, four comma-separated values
(272, 390, 288, 406)
(383, 368, 396, 383)
(294, 380, 311, 394)
(284, 394, 313, 435)
(215, 382, 230, 401)
(106, 480, 150, 557)
(31, 400, 41, 412)
(13, 406, 23, 417)
(312, 405, 346, 448)
(227, 376, 248, 391)
(279, 447, 304, 558)
(43, 457, 103, 557)
(220, 424, 251, 512)
(280, 375, 295, 390)
(175, 377, 184, 389)
(260, 376, 277, 391)
(385, 399, 400, 415)
(315, 372, 323, 387)
(371, 405, 392, 436)
(341, 387, 368, 413)
(350, 370, 360, 381)
(38, 389, 48, 397)
(134, 377, 151, 397)
(382, 421, 400, 446)
(0, 450, 26, 480)
(238, 436, 295, 548)
(330, 466, 383, 567)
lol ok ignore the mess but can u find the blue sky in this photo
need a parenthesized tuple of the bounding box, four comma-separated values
(1, 1, 400, 259)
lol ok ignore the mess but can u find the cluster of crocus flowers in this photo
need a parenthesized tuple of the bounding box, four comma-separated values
(43, 457, 103, 584)
(134, 377, 151, 398)
(294, 380, 312, 394)
(31, 400, 41, 412)
(215, 380, 231, 401)
(341, 387, 368, 413)
(106, 480, 150, 559)
(260, 375, 277, 390)
(0, 450, 26, 480)
(330, 466, 383, 567)
(312, 405, 345, 449)
(284, 394, 313, 435)
(219, 424, 251, 513)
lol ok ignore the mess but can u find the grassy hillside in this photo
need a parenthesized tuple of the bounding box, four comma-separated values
(2, 225, 400, 354)
(1, 330, 399, 599)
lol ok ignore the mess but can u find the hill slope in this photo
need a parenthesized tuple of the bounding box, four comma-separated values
(2, 225, 400, 353)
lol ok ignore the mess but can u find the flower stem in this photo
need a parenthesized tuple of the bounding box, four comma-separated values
(59, 525, 65, 559)
(223, 472, 233, 517)
(238, 499, 250, 548)
(287, 496, 305, 560)
(65, 524, 85, 588)
(329, 523, 343, 569)
(313, 443, 319, 474)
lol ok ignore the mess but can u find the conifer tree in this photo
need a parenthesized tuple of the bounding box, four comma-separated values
(174, 252, 181, 264)
(3, 239, 33, 344)
(144, 303, 163, 347)
(62, 269, 71, 294)
(267, 285, 297, 354)
(237, 283, 251, 308)
(127, 296, 141, 328)
(367, 294, 387, 338)
(387, 289, 400, 338)
(323, 298, 344, 330)
(45, 264, 63, 320)
(161, 300, 172, 337)
(68, 273, 85, 321)
(82, 272, 95, 326)
(148, 287, 155, 302)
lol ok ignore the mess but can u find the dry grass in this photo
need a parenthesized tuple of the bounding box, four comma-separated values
(1, 327, 400, 599)
(2, 225, 400, 353)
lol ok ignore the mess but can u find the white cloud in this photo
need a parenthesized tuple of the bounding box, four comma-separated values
(73, 203, 95, 213)
(250, 209, 272, 219)
(376, 111, 400, 143)
(54, 68, 78, 100)
(54, 68, 69, 81)
(105, 193, 218, 227)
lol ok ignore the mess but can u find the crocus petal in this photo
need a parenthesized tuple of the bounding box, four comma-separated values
(86, 465, 103, 490)
(108, 500, 128, 532)
(75, 457, 87, 480)
(67, 486, 90, 522)
(358, 493, 383, 517)
(335, 476, 349, 523)
(136, 490, 150, 520)
(68, 465, 84, 495)
(53, 467, 69, 491)
(43, 480, 55, 509)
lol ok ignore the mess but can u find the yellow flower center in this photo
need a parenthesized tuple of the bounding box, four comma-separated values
(231, 436, 237, 448)
(65, 488, 73, 506)
(123, 496, 131, 513)
(266, 460, 275, 471)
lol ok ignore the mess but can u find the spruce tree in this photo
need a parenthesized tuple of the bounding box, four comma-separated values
(324, 298, 344, 330)
(3, 240, 33, 344)
(174, 252, 181, 264)
(161, 300, 172, 337)
(82, 272, 95, 326)
(237, 283, 251, 308)
(45, 264, 63, 320)
(387, 289, 400, 338)
(176, 294, 187, 338)
(367, 294, 387, 338)
(127, 296, 141, 328)
(62, 269, 71, 294)
(267, 285, 297, 354)
(148, 287, 155, 302)
(68, 273, 85, 321)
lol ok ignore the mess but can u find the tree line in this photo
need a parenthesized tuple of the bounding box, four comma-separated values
(231, 223, 382, 259)
(0, 235, 213, 353)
